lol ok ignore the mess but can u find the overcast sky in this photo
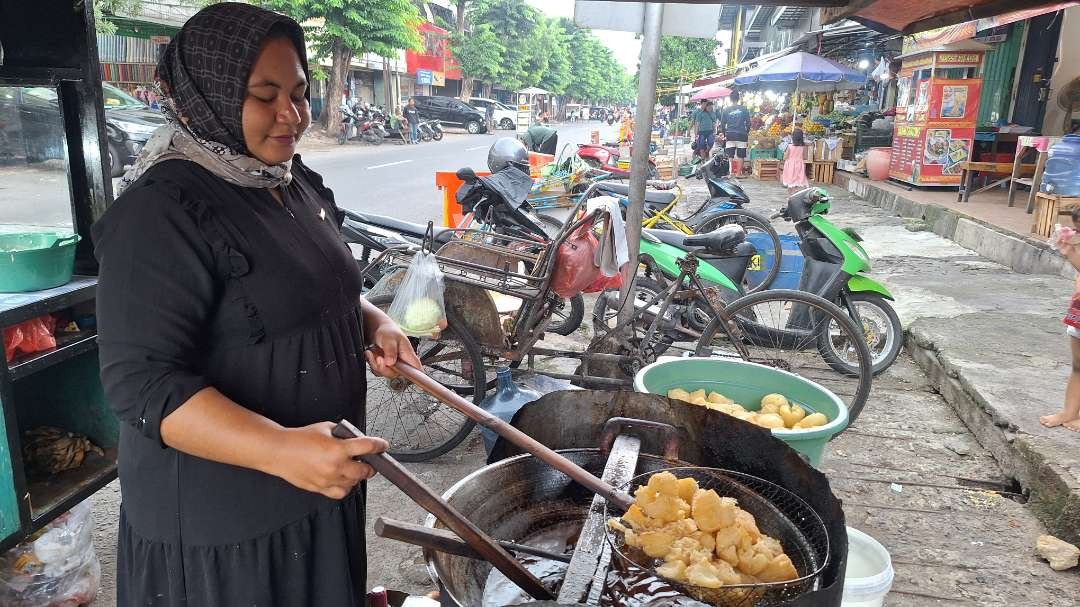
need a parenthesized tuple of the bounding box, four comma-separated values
(525, 0, 643, 74)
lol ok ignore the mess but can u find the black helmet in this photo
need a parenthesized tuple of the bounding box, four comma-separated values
(487, 137, 529, 173)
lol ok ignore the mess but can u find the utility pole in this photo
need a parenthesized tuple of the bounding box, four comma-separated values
(617, 2, 664, 327)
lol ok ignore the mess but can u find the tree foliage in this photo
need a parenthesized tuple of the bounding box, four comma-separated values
(657, 36, 719, 86)
(92, 0, 143, 35)
(450, 1, 632, 103)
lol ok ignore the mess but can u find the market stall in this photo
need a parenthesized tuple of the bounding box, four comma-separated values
(889, 41, 988, 186)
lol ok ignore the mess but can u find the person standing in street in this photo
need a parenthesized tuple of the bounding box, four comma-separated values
(782, 127, 810, 193)
(720, 91, 752, 175)
(485, 101, 495, 133)
(689, 100, 719, 162)
(403, 97, 420, 144)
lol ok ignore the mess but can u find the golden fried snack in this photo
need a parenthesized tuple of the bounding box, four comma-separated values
(778, 403, 806, 428)
(610, 472, 799, 589)
(668, 388, 691, 401)
(794, 412, 827, 429)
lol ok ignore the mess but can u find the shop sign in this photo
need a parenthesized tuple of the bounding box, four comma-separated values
(150, 35, 171, 45)
(900, 55, 934, 73)
(936, 52, 982, 67)
(416, 69, 433, 85)
(432, 71, 446, 87)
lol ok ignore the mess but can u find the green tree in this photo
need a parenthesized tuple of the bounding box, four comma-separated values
(448, 23, 504, 99)
(92, 0, 142, 35)
(257, 0, 422, 133)
(531, 17, 570, 96)
(465, 0, 540, 92)
(656, 36, 719, 103)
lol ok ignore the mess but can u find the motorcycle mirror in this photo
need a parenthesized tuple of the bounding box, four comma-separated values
(456, 167, 477, 182)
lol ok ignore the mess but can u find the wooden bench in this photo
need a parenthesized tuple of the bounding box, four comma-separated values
(1032, 192, 1080, 238)
(957, 161, 1036, 202)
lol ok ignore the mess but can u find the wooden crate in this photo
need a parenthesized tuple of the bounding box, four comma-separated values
(753, 159, 780, 180)
(1032, 192, 1080, 237)
(656, 164, 675, 180)
(810, 160, 836, 184)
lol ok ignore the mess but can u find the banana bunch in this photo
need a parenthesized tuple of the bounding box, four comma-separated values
(22, 426, 105, 479)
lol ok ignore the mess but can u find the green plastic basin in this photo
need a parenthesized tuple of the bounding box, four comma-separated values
(634, 357, 849, 467)
(0, 232, 81, 292)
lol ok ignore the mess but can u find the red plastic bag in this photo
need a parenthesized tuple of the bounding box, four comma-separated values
(4, 316, 56, 363)
(584, 268, 624, 293)
(551, 223, 601, 298)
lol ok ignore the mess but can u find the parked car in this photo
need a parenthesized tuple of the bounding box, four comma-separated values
(467, 97, 517, 130)
(3, 83, 165, 177)
(101, 84, 166, 177)
(410, 95, 488, 134)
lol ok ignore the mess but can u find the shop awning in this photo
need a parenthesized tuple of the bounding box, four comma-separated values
(822, 0, 1077, 34)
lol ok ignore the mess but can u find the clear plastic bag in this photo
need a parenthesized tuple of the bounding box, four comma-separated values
(0, 499, 100, 607)
(387, 251, 448, 337)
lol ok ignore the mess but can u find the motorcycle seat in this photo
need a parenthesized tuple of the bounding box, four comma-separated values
(682, 225, 746, 253)
(351, 212, 455, 245)
(595, 182, 677, 207)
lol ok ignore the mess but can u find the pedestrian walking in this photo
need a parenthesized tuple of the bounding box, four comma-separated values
(485, 102, 495, 133)
(720, 91, 751, 175)
(782, 127, 809, 193)
(1042, 208, 1080, 432)
(689, 100, 719, 161)
(403, 97, 420, 144)
(94, 4, 419, 605)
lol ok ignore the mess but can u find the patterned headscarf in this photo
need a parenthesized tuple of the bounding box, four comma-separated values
(120, 3, 310, 192)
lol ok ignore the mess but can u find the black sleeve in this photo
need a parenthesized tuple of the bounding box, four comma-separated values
(93, 180, 216, 446)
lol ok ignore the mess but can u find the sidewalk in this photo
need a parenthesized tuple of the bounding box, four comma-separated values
(822, 171, 1080, 546)
(836, 172, 1073, 280)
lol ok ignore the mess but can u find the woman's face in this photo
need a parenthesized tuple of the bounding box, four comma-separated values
(243, 36, 310, 165)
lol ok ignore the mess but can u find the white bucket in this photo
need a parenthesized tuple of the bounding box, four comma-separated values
(842, 526, 894, 607)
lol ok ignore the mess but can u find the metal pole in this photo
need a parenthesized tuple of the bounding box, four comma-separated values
(617, 2, 664, 327)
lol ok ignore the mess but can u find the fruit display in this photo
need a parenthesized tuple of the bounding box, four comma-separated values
(801, 117, 825, 136)
(607, 470, 799, 588)
(666, 389, 828, 431)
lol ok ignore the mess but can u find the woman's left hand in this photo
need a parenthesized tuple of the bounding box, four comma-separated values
(366, 318, 422, 378)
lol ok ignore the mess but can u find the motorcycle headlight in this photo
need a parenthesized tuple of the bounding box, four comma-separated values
(112, 120, 161, 138)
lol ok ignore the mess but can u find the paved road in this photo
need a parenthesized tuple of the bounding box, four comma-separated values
(301, 121, 619, 224)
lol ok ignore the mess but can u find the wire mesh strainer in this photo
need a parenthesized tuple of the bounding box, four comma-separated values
(604, 467, 830, 607)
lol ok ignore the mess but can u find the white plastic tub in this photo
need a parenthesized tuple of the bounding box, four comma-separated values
(842, 526, 894, 607)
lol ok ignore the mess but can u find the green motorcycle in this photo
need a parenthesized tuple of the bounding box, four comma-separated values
(773, 187, 902, 374)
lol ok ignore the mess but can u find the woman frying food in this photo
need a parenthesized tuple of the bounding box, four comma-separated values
(93, 3, 420, 604)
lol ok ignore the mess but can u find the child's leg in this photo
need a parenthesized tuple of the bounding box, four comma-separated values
(1040, 330, 1080, 428)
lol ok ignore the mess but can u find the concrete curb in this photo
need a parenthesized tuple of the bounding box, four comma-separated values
(905, 323, 1080, 546)
(834, 172, 1074, 279)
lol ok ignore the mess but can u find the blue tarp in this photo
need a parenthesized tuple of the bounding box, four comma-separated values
(735, 52, 866, 93)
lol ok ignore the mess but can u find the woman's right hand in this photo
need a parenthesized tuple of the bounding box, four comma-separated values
(268, 422, 388, 499)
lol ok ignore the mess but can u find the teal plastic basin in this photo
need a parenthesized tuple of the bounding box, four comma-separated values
(0, 232, 80, 292)
(634, 357, 849, 467)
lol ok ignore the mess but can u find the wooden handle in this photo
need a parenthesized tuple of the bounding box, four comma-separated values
(374, 517, 571, 563)
(332, 420, 553, 600)
(376, 348, 634, 511)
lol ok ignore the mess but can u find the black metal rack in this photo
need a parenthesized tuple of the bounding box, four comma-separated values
(0, 0, 116, 553)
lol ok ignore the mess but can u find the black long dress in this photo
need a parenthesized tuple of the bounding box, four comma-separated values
(93, 157, 369, 607)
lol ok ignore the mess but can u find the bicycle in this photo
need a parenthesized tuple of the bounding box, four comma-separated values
(360, 181, 873, 461)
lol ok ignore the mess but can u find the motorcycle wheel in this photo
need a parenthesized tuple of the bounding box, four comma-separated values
(421, 130, 433, 142)
(432, 130, 444, 141)
(820, 292, 903, 376)
(646, 163, 659, 180)
(695, 209, 782, 295)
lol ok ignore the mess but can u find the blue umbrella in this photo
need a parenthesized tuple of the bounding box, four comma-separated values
(735, 52, 866, 93)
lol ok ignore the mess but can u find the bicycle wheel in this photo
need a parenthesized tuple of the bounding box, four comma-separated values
(694, 289, 872, 425)
(695, 209, 782, 295)
(364, 294, 482, 461)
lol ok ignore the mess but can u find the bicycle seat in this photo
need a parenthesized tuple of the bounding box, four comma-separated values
(595, 182, 678, 207)
(682, 225, 746, 253)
